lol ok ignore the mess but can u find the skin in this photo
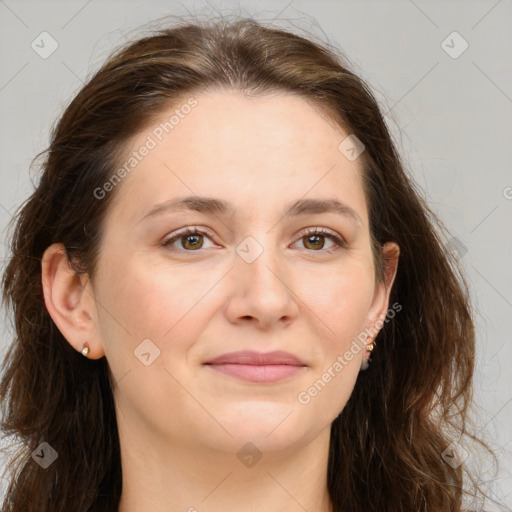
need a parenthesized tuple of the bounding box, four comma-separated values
(42, 89, 399, 512)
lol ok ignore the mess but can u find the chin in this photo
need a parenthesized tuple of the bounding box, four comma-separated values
(202, 401, 313, 449)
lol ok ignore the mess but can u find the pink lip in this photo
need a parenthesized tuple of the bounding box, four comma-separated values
(204, 350, 307, 383)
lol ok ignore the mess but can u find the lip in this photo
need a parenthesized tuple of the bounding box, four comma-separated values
(204, 350, 307, 383)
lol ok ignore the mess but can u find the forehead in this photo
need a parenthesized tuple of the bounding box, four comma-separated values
(106, 90, 368, 227)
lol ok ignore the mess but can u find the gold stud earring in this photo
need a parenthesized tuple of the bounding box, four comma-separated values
(360, 337, 376, 371)
(81, 343, 90, 357)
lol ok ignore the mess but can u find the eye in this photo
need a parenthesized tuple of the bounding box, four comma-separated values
(292, 227, 347, 253)
(161, 226, 347, 254)
(161, 227, 216, 251)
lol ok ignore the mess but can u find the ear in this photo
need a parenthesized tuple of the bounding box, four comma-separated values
(41, 243, 105, 359)
(365, 241, 400, 352)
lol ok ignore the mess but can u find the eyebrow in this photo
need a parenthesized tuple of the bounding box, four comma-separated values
(139, 196, 362, 225)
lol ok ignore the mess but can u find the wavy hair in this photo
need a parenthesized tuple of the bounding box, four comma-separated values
(1, 15, 494, 511)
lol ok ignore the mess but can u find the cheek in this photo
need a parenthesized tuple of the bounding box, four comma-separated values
(97, 249, 374, 348)
(297, 261, 374, 343)
(298, 359, 361, 429)
(295, 291, 370, 425)
(292, 264, 373, 413)
(94, 252, 212, 370)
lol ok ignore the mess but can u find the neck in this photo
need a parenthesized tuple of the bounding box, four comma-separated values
(116, 417, 334, 512)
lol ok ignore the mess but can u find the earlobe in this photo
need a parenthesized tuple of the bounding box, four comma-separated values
(41, 243, 104, 359)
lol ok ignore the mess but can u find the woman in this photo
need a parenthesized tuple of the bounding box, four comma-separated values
(0, 16, 493, 512)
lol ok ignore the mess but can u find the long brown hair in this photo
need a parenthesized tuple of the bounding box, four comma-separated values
(1, 15, 495, 511)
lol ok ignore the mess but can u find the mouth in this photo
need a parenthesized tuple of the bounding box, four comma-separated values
(203, 350, 307, 384)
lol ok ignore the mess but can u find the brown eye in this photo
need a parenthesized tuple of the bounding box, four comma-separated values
(293, 227, 346, 253)
(181, 233, 204, 250)
(162, 227, 215, 251)
(303, 233, 326, 250)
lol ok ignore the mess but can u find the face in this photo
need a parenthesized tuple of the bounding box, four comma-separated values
(86, 90, 398, 454)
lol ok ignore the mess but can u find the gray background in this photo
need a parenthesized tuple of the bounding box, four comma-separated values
(1, 0, 511, 508)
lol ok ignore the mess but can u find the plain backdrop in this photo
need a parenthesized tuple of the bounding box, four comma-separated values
(1, 0, 511, 508)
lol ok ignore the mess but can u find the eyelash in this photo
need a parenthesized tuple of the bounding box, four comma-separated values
(161, 226, 347, 254)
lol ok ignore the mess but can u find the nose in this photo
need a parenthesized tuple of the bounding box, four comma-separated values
(223, 240, 300, 331)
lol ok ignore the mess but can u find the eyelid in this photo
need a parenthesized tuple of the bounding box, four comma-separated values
(295, 226, 347, 252)
(161, 225, 347, 252)
(161, 226, 216, 247)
